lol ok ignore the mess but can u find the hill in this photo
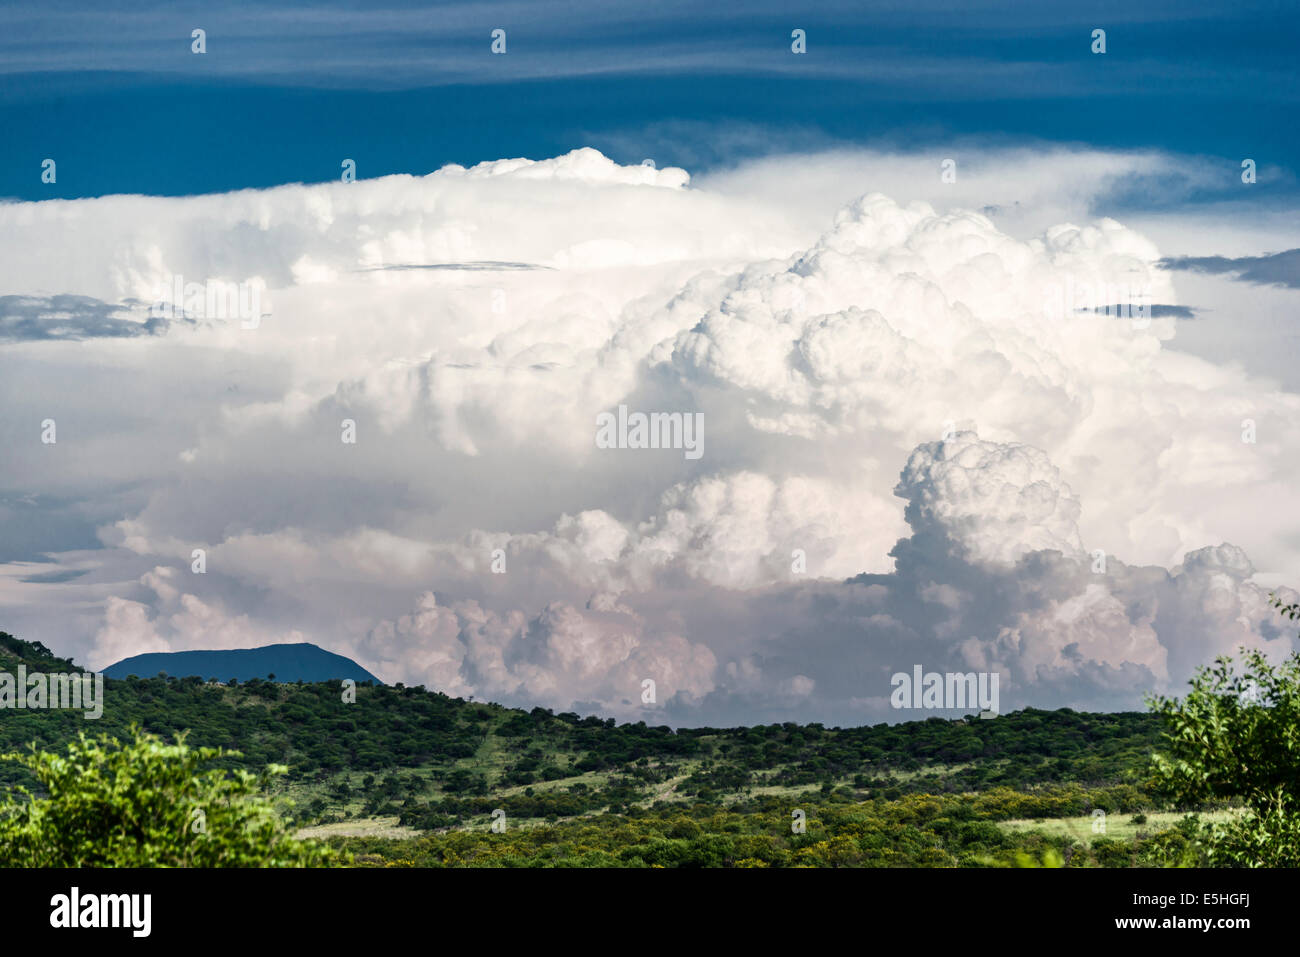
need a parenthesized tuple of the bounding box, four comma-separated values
(0, 630, 1160, 804)
(0, 629, 1200, 867)
(102, 642, 382, 684)
(0, 632, 78, 672)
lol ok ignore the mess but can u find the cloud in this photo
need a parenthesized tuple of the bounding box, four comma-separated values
(0, 294, 182, 343)
(1159, 249, 1300, 289)
(4, 0, 1290, 98)
(92, 566, 311, 670)
(1083, 304, 1197, 319)
(356, 262, 553, 273)
(1, 147, 1297, 723)
(892, 432, 1085, 566)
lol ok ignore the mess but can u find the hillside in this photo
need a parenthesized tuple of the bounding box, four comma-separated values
(0, 630, 1209, 867)
(0, 632, 78, 672)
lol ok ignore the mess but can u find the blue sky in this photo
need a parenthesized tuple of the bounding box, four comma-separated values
(2, 0, 1297, 204)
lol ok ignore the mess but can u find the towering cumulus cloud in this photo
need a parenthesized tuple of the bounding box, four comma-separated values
(1, 148, 1296, 725)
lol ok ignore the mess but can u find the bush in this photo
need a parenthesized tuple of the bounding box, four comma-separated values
(1149, 648, 1300, 866)
(0, 727, 334, 867)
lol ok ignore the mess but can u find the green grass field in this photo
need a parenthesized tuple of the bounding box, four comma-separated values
(998, 808, 1245, 845)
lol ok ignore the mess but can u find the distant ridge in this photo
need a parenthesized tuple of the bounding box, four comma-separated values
(103, 642, 382, 684)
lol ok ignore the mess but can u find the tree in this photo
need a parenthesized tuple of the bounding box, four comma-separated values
(1147, 648, 1300, 866)
(0, 727, 335, 867)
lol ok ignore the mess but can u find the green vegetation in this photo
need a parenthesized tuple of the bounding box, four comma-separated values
(0, 631, 1166, 829)
(1148, 647, 1300, 866)
(0, 727, 331, 866)
(0, 629, 1296, 867)
(338, 789, 1207, 868)
(998, 808, 1240, 846)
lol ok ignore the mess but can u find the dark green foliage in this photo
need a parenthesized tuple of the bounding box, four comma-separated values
(1149, 647, 1300, 866)
(0, 727, 332, 866)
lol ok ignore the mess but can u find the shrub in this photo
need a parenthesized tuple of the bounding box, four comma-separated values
(0, 727, 333, 867)
(1149, 648, 1300, 866)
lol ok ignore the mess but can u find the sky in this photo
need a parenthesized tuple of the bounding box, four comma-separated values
(1, 0, 1299, 726)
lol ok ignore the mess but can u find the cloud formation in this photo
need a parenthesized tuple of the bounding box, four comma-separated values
(1160, 248, 1300, 290)
(0, 294, 179, 343)
(1, 147, 1297, 724)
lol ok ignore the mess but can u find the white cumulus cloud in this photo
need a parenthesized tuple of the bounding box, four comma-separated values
(1, 147, 1297, 723)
